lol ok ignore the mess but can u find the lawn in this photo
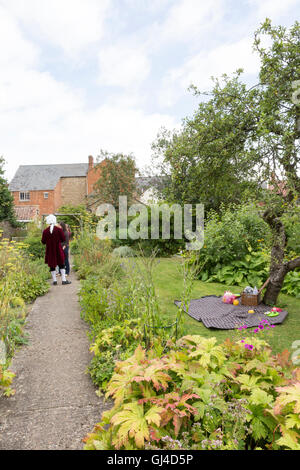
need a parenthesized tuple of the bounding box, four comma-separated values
(143, 257, 300, 355)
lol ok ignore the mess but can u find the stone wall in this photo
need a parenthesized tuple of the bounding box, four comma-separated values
(60, 177, 87, 207)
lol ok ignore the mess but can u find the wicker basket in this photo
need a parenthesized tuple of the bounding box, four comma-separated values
(240, 278, 270, 306)
(241, 292, 261, 306)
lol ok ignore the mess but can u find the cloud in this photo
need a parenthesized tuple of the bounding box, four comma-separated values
(1, 0, 298, 184)
(1, 0, 111, 58)
(158, 37, 261, 107)
(0, 4, 38, 69)
(98, 44, 151, 88)
(160, 0, 225, 42)
(2, 101, 178, 181)
(0, 5, 176, 180)
(248, 0, 299, 21)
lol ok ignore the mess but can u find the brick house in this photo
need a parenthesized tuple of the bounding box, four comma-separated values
(9, 156, 103, 222)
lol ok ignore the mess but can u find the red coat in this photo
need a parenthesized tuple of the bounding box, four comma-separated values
(42, 226, 65, 268)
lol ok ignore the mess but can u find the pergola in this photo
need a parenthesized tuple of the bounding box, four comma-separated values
(42, 213, 83, 231)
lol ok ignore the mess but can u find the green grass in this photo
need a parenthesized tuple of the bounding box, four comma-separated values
(144, 257, 300, 354)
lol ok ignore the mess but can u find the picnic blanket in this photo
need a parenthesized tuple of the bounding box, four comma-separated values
(174, 295, 288, 330)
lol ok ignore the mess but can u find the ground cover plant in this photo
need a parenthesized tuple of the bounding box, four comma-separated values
(84, 337, 300, 450)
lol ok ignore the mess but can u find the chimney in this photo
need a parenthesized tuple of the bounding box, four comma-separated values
(88, 155, 94, 170)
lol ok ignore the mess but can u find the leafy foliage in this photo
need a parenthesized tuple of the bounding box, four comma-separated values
(112, 245, 136, 258)
(152, 19, 300, 304)
(92, 151, 138, 209)
(0, 236, 49, 368)
(89, 318, 144, 389)
(0, 157, 18, 226)
(269, 369, 300, 450)
(202, 249, 270, 288)
(198, 204, 270, 275)
(0, 365, 15, 397)
(84, 336, 299, 450)
(281, 270, 300, 298)
(58, 204, 99, 234)
(113, 205, 186, 257)
(23, 236, 45, 259)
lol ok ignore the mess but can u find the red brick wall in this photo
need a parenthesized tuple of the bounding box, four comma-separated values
(87, 161, 106, 195)
(12, 190, 56, 215)
(11, 157, 106, 219)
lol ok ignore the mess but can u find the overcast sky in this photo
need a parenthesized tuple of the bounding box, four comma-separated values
(1, 0, 299, 182)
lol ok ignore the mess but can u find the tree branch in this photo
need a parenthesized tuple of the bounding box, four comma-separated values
(286, 256, 300, 272)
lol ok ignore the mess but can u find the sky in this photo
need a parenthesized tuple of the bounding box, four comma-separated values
(1, 0, 299, 183)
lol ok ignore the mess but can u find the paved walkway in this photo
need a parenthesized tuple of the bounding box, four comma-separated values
(0, 271, 108, 450)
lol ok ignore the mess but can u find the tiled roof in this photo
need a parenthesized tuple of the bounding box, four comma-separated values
(136, 176, 167, 194)
(9, 163, 89, 191)
(14, 206, 40, 221)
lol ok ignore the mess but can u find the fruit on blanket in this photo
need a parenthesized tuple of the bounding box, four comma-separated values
(222, 291, 235, 304)
(233, 299, 239, 306)
(271, 307, 282, 312)
(248, 309, 255, 314)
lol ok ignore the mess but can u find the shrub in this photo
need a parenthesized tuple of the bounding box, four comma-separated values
(198, 203, 270, 276)
(282, 206, 300, 255)
(201, 249, 270, 288)
(58, 204, 99, 234)
(84, 336, 299, 450)
(72, 231, 114, 279)
(23, 236, 45, 259)
(112, 246, 136, 258)
(281, 270, 300, 298)
(0, 365, 15, 397)
(113, 205, 186, 257)
(89, 318, 144, 389)
(0, 237, 49, 365)
(79, 273, 144, 334)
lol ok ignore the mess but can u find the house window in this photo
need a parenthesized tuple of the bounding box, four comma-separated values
(44, 192, 49, 199)
(19, 192, 30, 201)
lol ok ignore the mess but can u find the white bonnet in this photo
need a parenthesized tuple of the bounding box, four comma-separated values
(46, 214, 57, 233)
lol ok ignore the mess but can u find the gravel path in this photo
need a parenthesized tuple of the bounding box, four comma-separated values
(0, 271, 107, 450)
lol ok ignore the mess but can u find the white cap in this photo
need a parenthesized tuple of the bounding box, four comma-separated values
(46, 214, 57, 233)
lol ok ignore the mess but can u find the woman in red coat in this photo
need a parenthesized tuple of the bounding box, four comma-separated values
(42, 214, 71, 286)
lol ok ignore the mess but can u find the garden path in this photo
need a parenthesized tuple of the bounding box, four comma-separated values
(0, 271, 107, 450)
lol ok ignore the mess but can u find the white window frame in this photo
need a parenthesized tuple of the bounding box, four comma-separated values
(44, 192, 49, 199)
(19, 192, 30, 201)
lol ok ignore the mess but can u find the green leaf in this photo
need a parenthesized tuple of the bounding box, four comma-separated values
(249, 389, 274, 406)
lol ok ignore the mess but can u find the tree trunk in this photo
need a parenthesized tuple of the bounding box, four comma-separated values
(263, 207, 287, 305)
(263, 265, 287, 305)
(263, 207, 300, 304)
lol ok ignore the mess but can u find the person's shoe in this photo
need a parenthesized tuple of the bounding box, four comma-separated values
(53, 281, 58, 286)
(62, 280, 72, 285)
